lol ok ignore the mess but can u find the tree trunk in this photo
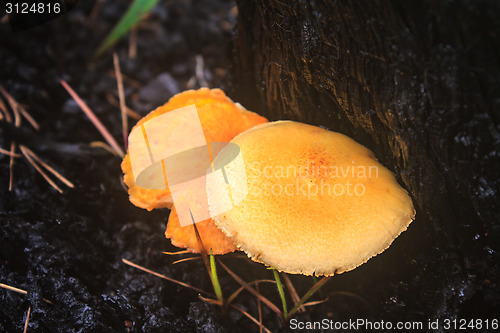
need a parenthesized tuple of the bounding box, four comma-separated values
(232, 0, 499, 320)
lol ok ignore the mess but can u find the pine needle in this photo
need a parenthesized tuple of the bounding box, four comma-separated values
(163, 250, 192, 255)
(230, 303, 272, 333)
(17, 105, 40, 131)
(113, 52, 128, 150)
(0, 282, 27, 295)
(218, 260, 282, 316)
(198, 295, 272, 333)
(20, 146, 63, 193)
(20, 145, 74, 189)
(0, 85, 39, 130)
(198, 295, 273, 333)
(0, 282, 53, 304)
(331, 291, 371, 309)
(90, 141, 120, 156)
(0, 87, 13, 123)
(0, 98, 8, 121)
(106, 70, 143, 90)
(125, 107, 141, 120)
(198, 294, 222, 306)
(282, 274, 305, 314)
(190, 211, 211, 275)
(60, 80, 124, 157)
(9, 142, 16, 191)
(287, 276, 331, 319)
(172, 257, 201, 265)
(105, 92, 141, 119)
(226, 280, 275, 307)
(302, 298, 329, 307)
(129, 25, 138, 59)
(23, 306, 31, 333)
(0, 146, 20, 157)
(121, 258, 212, 296)
(256, 283, 263, 333)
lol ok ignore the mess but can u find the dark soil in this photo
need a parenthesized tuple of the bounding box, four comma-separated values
(0, 0, 499, 332)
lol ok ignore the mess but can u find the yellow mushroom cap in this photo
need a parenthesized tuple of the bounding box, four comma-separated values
(208, 121, 415, 276)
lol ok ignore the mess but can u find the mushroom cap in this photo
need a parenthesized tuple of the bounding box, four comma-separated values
(166, 206, 237, 254)
(121, 88, 267, 255)
(121, 88, 268, 211)
(208, 121, 415, 276)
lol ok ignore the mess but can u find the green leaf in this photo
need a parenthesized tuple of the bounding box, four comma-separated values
(94, 0, 160, 57)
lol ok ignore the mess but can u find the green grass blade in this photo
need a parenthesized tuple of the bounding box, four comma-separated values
(210, 249, 224, 304)
(271, 268, 288, 319)
(95, 0, 160, 57)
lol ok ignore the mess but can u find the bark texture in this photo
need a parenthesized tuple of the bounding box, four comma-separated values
(232, 0, 499, 320)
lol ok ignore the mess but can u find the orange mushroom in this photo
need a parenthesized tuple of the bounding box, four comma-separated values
(208, 121, 416, 275)
(121, 88, 268, 254)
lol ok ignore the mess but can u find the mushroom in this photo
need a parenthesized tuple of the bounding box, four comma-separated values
(121, 88, 268, 254)
(208, 121, 415, 276)
(122, 88, 268, 211)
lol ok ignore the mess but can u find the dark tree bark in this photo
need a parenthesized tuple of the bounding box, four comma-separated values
(232, 0, 499, 321)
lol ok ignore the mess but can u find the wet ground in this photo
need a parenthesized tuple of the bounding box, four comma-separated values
(1, 0, 499, 332)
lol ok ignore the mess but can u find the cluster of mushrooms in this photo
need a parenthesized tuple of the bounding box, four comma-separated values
(122, 88, 415, 277)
